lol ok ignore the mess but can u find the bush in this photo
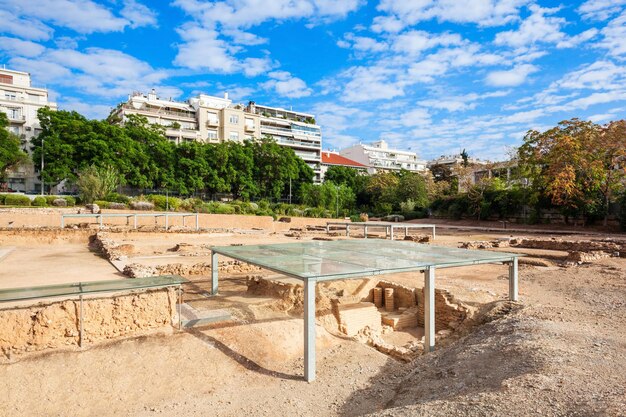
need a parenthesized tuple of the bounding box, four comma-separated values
(0, 194, 7, 205)
(53, 198, 67, 207)
(130, 201, 154, 211)
(45, 196, 58, 205)
(4, 194, 30, 206)
(214, 203, 235, 214)
(32, 196, 47, 207)
(104, 192, 130, 204)
(108, 202, 127, 210)
(94, 200, 111, 209)
(63, 196, 76, 207)
(147, 194, 182, 211)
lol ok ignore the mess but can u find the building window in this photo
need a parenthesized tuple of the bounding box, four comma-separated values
(9, 126, 20, 135)
(8, 108, 20, 119)
(229, 114, 239, 124)
(229, 131, 239, 141)
(207, 130, 218, 140)
(0, 75, 13, 84)
(4, 92, 17, 100)
(207, 111, 218, 124)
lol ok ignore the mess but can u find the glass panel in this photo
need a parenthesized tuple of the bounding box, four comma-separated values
(0, 275, 186, 303)
(211, 240, 519, 280)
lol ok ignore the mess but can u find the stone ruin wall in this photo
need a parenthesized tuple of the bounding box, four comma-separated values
(0, 288, 177, 358)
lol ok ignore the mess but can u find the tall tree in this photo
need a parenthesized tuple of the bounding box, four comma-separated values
(0, 112, 28, 183)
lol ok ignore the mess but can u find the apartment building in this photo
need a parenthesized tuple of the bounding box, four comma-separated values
(0, 68, 57, 192)
(339, 140, 426, 174)
(245, 101, 322, 182)
(111, 91, 322, 182)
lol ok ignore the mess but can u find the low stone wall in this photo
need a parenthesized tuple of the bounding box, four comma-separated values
(0, 288, 177, 357)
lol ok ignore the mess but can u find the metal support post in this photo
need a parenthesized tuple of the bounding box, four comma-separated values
(79, 295, 84, 347)
(364, 225, 368, 239)
(61, 216, 65, 228)
(211, 251, 219, 295)
(182, 216, 186, 227)
(177, 286, 182, 330)
(509, 257, 518, 301)
(424, 267, 435, 352)
(165, 214, 169, 231)
(99, 215, 103, 228)
(195, 213, 199, 230)
(133, 215, 137, 229)
(390, 226, 395, 241)
(346, 224, 350, 237)
(304, 278, 316, 382)
(405, 226, 408, 237)
(325, 224, 329, 234)
(432, 226, 436, 240)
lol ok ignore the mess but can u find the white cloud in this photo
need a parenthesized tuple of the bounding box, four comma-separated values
(578, 0, 626, 21)
(557, 60, 626, 90)
(261, 71, 312, 98)
(400, 108, 431, 127)
(173, 24, 240, 72)
(3, 0, 127, 33)
(0, 37, 45, 58)
(58, 97, 113, 120)
(120, 0, 158, 29)
(486, 64, 538, 86)
(10, 47, 180, 99)
(311, 101, 372, 149)
(391, 31, 464, 56)
(338, 34, 388, 53)
(341, 65, 405, 102)
(494, 5, 567, 48)
(0, 10, 53, 40)
(418, 90, 510, 112)
(376, 0, 528, 31)
(597, 10, 626, 58)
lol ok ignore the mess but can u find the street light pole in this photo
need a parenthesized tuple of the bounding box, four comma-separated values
(335, 185, 339, 218)
(40, 137, 44, 196)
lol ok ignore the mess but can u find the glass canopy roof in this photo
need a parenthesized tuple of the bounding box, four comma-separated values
(0, 275, 187, 303)
(211, 240, 519, 281)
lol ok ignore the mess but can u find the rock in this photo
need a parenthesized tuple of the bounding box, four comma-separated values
(85, 203, 100, 214)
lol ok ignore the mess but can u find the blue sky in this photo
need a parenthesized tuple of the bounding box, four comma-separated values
(1, 0, 625, 161)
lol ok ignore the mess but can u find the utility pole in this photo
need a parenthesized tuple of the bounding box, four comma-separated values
(289, 177, 292, 205)
(40, 137, 44, 196)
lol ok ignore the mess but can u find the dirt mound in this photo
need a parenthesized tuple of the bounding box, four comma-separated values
(124, 260, 261, 278)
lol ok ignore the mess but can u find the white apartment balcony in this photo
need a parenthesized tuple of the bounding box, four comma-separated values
(8, 114, 26, 123)
(206, 119, 219, 127)
(244, 123, 255, 132)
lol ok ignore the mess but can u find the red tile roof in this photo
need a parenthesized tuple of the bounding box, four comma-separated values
(321, 152, 367, 168)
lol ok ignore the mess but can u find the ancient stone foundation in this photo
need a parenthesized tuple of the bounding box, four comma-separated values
(0, 288, 177, 357)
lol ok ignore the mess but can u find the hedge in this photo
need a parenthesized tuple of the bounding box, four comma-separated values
(4, 194, 31, 206)
(32, 196, 47, 207)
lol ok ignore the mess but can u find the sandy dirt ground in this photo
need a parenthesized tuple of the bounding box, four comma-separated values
(0, 209, 625, 416)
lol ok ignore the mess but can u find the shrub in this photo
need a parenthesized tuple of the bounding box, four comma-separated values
(349, 214, 361, 222)
(0, 194, 7, 205)
(130, 201, 154, 211)
(32, 196, 47, 207)
(94, 200, 111, 209)
(53, 198, 67, 207)
(147, 194, 182, 211)
(108, 202, 127, 210)
(180, 198, 203, 212)
(45, 196, 59, 205)
(214, 203, 235, 214)
(4, 194, 30, 206)
(63, 196, 76, 207)
(104, 192, 130, 204)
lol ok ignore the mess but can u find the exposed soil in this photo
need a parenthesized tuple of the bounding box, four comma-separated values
(0, 208, 624, 416)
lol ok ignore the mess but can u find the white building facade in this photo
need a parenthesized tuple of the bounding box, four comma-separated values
(111, 92, 322, 182)
(0, 68, 57, 192)
(339, 140, 426, 174)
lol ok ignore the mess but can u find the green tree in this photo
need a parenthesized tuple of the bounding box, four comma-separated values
(76, 164, 121, 203)
(396, 170, 429, 209)
(0, 112, 28, 183)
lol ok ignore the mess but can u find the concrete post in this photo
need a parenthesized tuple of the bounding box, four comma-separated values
(424, 267, 435, 352)
(509, 257, 518, 301)
(304, 278, 316, 382)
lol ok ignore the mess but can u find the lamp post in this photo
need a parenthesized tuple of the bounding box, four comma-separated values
(335, 185, 339, 218)
(40, 137, 44, 196)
